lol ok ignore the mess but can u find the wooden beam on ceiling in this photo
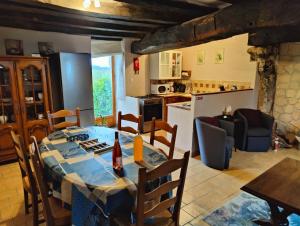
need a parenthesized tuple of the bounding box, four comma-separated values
(169, 0, 230, 8)
(7, 0, 206, 24)
(91, 36, 122, 41)
(0, 3, 157, 34)
(113, 0, 218, 12)
(248, 26, 300, 46)
(131, 0, 300, 54)
(0, 15, 143, 38)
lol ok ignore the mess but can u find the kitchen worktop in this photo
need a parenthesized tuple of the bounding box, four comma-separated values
(167, 101, 191, 111)
(154, 93, 192, 98)
(154, 88, 253, 98)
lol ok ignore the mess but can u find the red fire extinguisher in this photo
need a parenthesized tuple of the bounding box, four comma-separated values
(133, 57, 139, 74)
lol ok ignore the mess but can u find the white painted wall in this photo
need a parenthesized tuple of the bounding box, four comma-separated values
(179, 34, 257, 87)
(0, 26, 91, 55)
(192, 90, 257, 117)
(122, 38, 150, 97)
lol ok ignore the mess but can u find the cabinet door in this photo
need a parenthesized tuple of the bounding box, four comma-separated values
(171, 52, 182, 78)
(16, 60, 50, 145)
(159, 51, 171, 78)
(0, 61, 22, 162)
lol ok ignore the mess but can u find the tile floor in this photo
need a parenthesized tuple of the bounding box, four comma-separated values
(1, 146, 300, 226)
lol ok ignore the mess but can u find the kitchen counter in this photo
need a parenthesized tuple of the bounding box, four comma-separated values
(154, 93, 192, 98)
(190, 88, 253, 96)
(167, 101, 193, 152)
(167, 101, 191, 111)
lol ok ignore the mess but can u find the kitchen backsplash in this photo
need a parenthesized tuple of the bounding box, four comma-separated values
(151, 79, 251, 93)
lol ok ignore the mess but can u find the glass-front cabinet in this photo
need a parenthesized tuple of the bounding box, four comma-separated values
(150, 50, 182, 80)
(17, 61, 49, 121)
(0, 57, 51, 163)
(0, 61, 22, 162)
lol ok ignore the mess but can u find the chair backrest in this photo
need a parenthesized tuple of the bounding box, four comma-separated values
(136, 151, 190, 226)
(150, 118, 178, 159)
(29, 124, 49, 144)
(30, 136, 44, 169)
(11, 129, 36, 192)
(30, 139, 54, 226)
(235, 108, 262, 128)
(47, 108, 81, 132)
(117, 111, 142, 134)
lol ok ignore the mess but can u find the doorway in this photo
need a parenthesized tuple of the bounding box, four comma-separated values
(92, 56, 116, 126)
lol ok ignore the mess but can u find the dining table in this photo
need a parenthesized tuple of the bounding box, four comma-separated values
(40, 126, 168, 226)
(241, 158, 300, 225)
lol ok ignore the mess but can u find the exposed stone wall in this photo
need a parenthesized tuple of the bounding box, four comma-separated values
(274, 43, 300, 133)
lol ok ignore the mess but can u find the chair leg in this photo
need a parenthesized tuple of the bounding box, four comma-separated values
(24, 189, 29, 214)
(32, 193, 39, 226)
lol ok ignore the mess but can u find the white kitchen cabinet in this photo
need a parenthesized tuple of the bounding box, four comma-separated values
(150, 51, 182, 80)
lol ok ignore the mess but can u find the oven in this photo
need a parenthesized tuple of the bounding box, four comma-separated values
(138, 96, 162, 133)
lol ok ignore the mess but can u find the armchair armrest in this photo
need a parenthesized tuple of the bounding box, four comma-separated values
(234, 111, 248, 150)
(261, 112, 274, 130)
(219, 120, 234, 137)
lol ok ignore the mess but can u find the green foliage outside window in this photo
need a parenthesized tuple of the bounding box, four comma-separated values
(92, 66, 113, 118)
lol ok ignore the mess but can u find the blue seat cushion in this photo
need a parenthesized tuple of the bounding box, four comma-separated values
(248, 127, 270, 137)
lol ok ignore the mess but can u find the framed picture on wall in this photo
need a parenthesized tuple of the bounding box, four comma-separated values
(215, 48, 224, 64)
(196, 50, 205, 65)
(5, 39, 24, 55)
(38, 42, 55, 56)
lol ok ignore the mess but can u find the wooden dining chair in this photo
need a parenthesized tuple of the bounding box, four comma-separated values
(30, 136, 45, 169)
(10, 129, 41, 226)
(29, 124, 49, 144)
(30, 137, 71, 226)
(150, 118, 178, 159)
(111, 151, 190, 226)
(47, 107, 81, 132)
(118, 111, 142, 135)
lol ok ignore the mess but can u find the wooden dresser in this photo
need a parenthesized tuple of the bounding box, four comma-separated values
(0, 56, 51, 163)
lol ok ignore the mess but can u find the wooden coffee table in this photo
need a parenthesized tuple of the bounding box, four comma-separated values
(241, 158, 300, 225)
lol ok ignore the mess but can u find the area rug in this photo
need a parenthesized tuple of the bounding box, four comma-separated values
(203, 192, 300, 226)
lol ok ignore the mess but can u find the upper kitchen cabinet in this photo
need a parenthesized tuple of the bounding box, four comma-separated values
(150, 51, 182, 80)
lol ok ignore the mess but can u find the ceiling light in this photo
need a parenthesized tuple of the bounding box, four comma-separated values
(94, 0, 101, 8)
(83, 0, 101, 8)
(83, 0, 91, 8)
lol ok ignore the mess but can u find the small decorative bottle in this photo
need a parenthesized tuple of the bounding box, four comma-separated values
(112, 131, 123, 176)
(134, 133, 143, 162)
(274, 137, 280, 152)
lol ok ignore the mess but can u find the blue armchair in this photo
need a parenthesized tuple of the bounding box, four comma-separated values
(195, 117, 234, 170)
(234, 108, 274, 152)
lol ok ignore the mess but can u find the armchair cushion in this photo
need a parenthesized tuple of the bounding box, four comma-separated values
(199, 117, 219, 127)
(239, 109, 262, 127)
(248, 127, 271, 137)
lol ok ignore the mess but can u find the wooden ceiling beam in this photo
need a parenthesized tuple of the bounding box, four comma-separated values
(248, 26, 300, 46)
(0, 16, 143, 38)
(4, 0, 174, 26)
(169, 0, 230, 8)
(5, 0, 203, 24)
(132, 0, 300, 54)
(0, 4, 152, 34)
(113, 0, 218, 12)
